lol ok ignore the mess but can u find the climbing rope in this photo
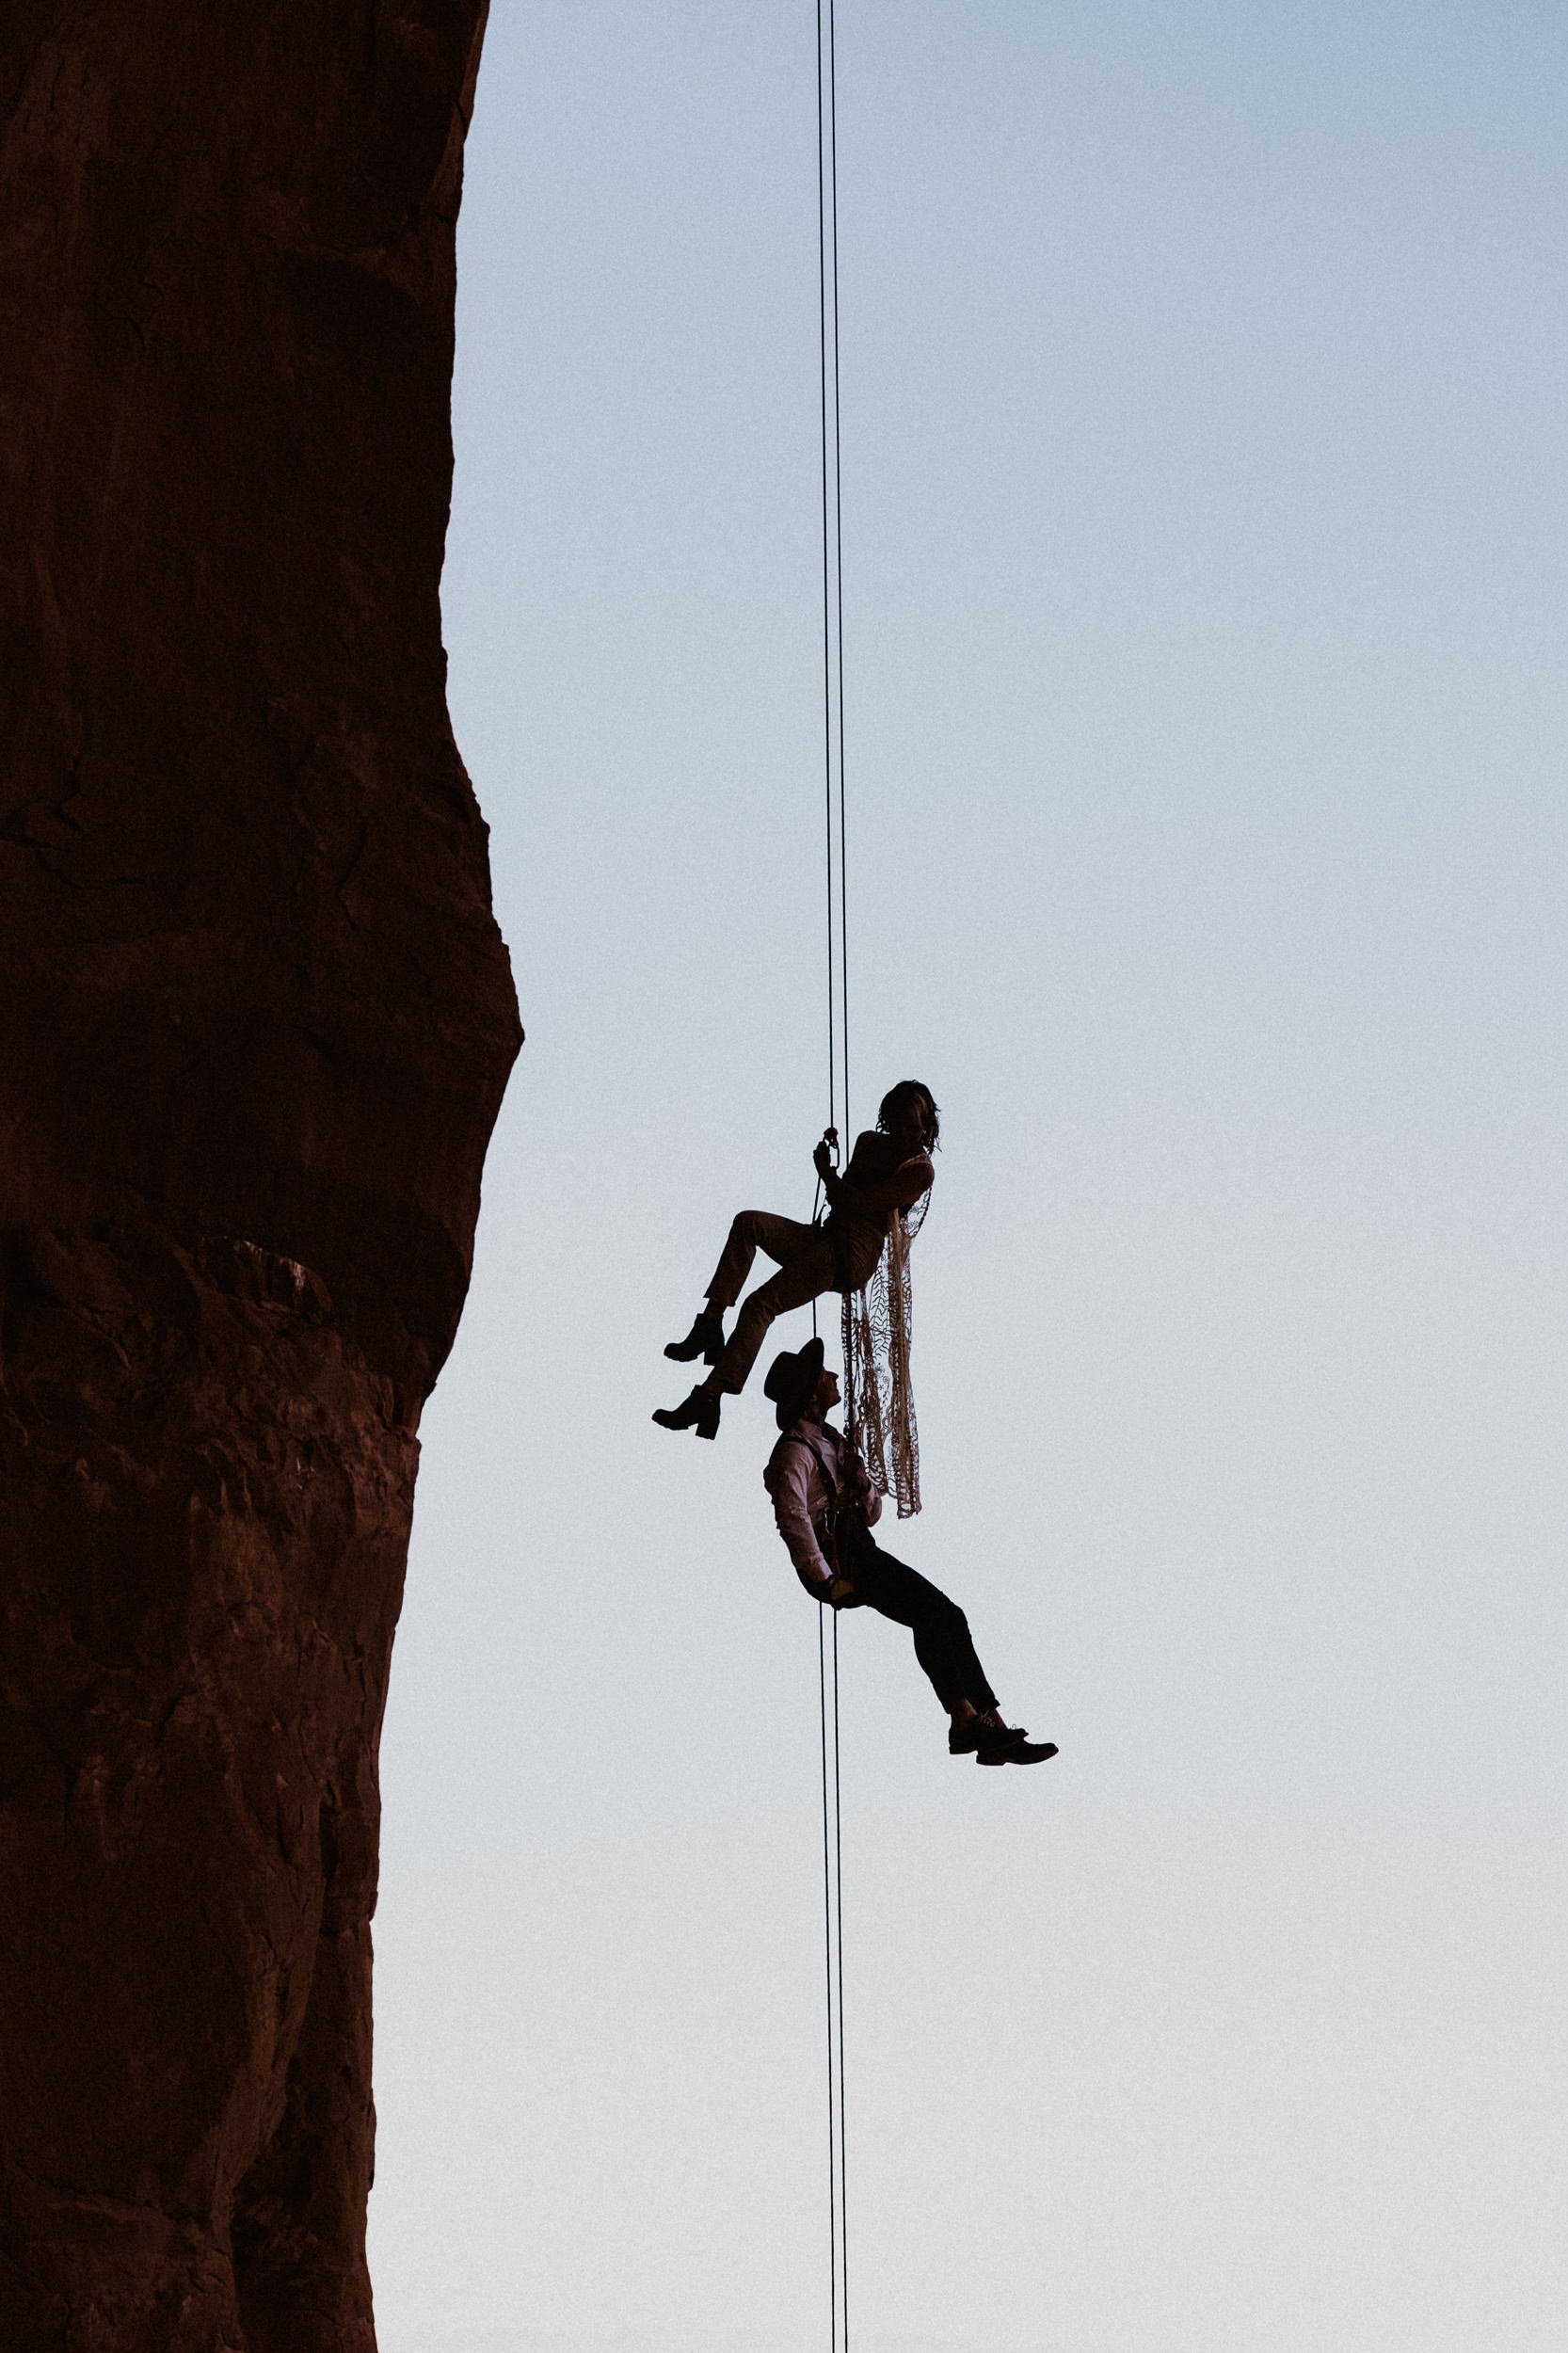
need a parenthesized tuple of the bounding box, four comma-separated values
(809, 0, 849, 1225)
(814, 2, 851, 2345)
(817, 1600, 847, 2352)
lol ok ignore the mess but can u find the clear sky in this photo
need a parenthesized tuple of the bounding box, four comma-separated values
(367, 6, 1567, 2347)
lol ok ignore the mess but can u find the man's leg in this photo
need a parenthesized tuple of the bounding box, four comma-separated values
(843, 1539, 998, 1715)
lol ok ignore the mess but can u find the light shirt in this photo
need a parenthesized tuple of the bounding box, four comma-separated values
(763, 1417, 884, 1591)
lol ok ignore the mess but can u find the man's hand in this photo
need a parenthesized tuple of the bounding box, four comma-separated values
(826, 1577, 857, 1609)
(812, 1128, 840, 1182)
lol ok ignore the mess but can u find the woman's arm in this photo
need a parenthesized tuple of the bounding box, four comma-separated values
(834, 1148, 933, 1217)
(812, 1128, 843, 1203)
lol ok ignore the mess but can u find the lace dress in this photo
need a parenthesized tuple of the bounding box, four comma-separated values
(841, 1184, 930, 1519)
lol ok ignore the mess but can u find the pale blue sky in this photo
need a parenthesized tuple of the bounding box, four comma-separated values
(369, 6, 1566, 2347)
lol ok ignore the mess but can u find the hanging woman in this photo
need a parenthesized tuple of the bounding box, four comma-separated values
(653, 1079, 938, 1448)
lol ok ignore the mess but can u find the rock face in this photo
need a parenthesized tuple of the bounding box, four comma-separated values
(0, 8, 519, 2347)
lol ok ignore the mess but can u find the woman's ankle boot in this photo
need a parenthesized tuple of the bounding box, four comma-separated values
(652, 1384, 722, 1439)
(664, 1308, 726, 1366)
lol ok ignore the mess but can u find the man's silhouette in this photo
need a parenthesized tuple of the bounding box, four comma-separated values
(762, 1338, 1057, 1767)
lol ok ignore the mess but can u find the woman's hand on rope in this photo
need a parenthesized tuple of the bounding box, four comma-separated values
(813, 1128, 841, 1197)
(826, 1576, 858, 1609)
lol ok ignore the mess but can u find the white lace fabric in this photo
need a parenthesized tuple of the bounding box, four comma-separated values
(842, 1186, 929, 1518)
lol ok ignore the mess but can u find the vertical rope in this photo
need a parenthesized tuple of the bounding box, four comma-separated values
(818, 0, 849, 1160)
(815, 5, 850, 2347)
(831, 1606, 848, 2352)
(817, 1606, 839, 2351)
(816, 1585, 848, 2353)
(826, 0, 850, 1165)
(817, 0, 839, 1149)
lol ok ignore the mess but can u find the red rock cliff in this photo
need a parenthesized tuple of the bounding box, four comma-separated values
(0, 8, 520, 2346)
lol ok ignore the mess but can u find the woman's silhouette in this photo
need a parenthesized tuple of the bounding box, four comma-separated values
(653, 1080, 938, 1441)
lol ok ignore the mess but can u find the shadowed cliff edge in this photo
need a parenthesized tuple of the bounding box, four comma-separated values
(0, 8, 520, 2346)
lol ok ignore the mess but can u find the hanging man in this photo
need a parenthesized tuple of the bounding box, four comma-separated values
(761, 1338, 1057, 1767)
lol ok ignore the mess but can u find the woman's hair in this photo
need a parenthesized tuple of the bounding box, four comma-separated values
(877, 1080, 940, 1151)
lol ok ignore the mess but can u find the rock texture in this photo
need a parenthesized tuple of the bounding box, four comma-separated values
(0, 8, 520, 2346)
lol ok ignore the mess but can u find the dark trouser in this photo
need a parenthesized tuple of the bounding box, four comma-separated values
(833, 1529, 998, 1716)
(704, 1209, 883, 1396)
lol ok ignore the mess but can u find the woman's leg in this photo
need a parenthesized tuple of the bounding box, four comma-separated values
(845, 1542, 999, 1715)
(663, 1212, 823, 1407)
(704, 1211, 820, 1316)
(711, 1229, 837, 1396)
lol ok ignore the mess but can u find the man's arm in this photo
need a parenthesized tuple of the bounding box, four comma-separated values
(769, 1439, 833, 1588)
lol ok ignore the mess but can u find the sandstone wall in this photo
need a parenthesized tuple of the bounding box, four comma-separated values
(0, 8, 520, 2345)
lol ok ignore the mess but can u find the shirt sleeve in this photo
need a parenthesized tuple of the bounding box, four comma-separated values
(769, 1439, 833, 1586)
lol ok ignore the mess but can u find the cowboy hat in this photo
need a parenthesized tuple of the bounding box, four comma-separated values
(762, 1335, 826, 1432)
